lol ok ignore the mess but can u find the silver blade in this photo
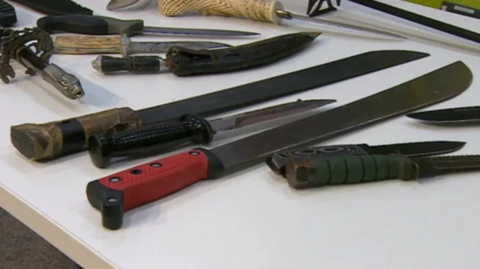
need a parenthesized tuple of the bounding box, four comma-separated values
(142, 26, 259, 37)
(129, 41, 232, 54)
(276, 10, 406, 40)
(209, 99, 336, 133)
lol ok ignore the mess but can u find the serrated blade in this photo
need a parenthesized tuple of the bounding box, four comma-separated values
(407, 106, 480, 122)
(209, 99, 336, 133)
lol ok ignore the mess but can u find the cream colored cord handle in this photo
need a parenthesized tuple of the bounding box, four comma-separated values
(158, 0, 284, 24)
(53, 35, 121, 54)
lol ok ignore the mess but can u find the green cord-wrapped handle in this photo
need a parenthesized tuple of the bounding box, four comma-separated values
(285, 154, 417, 189)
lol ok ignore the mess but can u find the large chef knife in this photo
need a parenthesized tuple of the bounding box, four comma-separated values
(86, 61, 472, 230)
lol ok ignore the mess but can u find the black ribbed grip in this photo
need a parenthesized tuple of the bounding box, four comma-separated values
(87, 114, 215, 168)
(0, 0, 16, 26)
(285, 154, 417, 189)
(94, 55, 163, 74)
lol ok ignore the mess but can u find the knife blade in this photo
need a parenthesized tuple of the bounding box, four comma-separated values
(266, 140, 466, 176)
(88, 99, 336, 168)
(86, 60, 472, 230)
(53, 35, 232, 56)
(407, 106, 480, 123)
(285, 154, 480, 189)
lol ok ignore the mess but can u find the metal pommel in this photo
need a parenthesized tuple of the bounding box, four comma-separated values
(40, 63, 84, 99)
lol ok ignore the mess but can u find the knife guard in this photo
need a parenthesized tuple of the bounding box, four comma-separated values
(86, 148, 225, 230)
(54, 35, 122, 54)
(158, 0, 284, 24)
(10, 108, 142, 161)
(164, 32, 319, 76)
(286, 154, 417, 189)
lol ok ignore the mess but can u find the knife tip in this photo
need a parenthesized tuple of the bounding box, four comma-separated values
(304, 31, 322, 39)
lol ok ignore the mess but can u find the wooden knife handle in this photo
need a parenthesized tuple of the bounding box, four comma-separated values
(158, 0, 284, 24)
(10, 108, 142, 161)
(53, 35, 121, 54)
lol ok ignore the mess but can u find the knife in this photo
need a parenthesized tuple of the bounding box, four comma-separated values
(88, 99, 336, 168)
(53, 35, 232, 56)
(37, 14, 259, 37)
(85, 61, 472, 230)
(285, 154, 480, 189)
(407, 106, 480, 123)
(266, 141, 466, 177)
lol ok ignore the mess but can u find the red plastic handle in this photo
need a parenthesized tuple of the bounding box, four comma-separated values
(86, 148, 223, 230)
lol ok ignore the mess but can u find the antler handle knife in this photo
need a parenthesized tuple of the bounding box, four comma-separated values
(53, 35, 232, 57)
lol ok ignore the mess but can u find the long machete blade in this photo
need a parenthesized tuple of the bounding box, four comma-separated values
(212, 61, 472, 169)
(87, 61, 471, 230)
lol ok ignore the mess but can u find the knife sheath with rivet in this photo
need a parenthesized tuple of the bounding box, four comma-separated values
(86, 60, 472, 230)
(10, 50, 429, 162)
(156, 0, 405, 40)
(53, 35, 232, 57)
(285, 154, 480, 189)
(266, 140, 466, 176)
(88, 99, 336, 168)
(91, 32, 320, 76)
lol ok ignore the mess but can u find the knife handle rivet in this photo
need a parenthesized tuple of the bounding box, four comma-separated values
(107, 197, 118, 203)
(190, 151, 200, 156)
(109, 177, 121, 183)
(130, 169, 143, 175)
(150, 163, 162, 168)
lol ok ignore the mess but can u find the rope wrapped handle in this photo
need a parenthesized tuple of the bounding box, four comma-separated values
(158, 0, 284, 24)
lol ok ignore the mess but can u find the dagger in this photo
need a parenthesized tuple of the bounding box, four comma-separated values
(153, 0, 405, 40)
(91, 32, 320, 76)
(53, 35, 232, 57)
(88, 99, 336, 168)
(86, 61, 472, 230)
(266, 141, 466, 176)
(285, 154, 480, 189)
(407, 106, 480, 123)
(36, 14, 259, 37)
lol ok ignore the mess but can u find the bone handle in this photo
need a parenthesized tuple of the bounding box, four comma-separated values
(158, 0, 284, 24)
(53, 35, 122, 55)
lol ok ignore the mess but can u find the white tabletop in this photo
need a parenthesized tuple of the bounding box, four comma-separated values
(2, 0, 480, 268)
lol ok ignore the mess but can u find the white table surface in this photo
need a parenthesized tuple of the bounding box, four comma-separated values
(2, 0, 480, 268)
